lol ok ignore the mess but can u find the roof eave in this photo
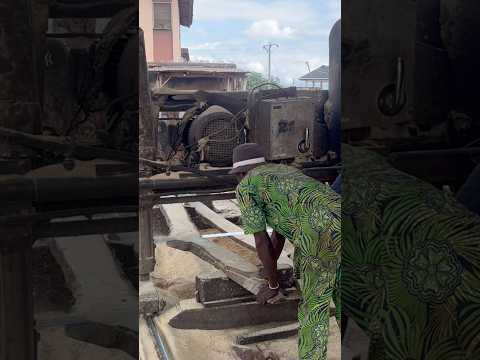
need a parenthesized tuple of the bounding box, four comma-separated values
(299, 77, 328, 81)
(179, 0, 193, 27)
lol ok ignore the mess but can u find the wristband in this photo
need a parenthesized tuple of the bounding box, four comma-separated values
(268, 282, 280, 290)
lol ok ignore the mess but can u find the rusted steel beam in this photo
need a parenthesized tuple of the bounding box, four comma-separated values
(0, 175, 137, 203)
(139, 165, 339, 194)
(0, 127, 137, 163)
(139, 176, 237, 193)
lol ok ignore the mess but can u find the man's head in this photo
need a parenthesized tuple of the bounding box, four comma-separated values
(229, 143, 266, 181)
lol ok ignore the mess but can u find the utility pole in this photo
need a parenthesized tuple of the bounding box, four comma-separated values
(263, 43, 279, 82)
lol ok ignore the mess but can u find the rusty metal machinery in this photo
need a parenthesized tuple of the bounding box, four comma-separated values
(251, 97, 316, 161)
(187, 105, 242, 166)
(156, 86, 333, 171)
(1, 2, 139, 359)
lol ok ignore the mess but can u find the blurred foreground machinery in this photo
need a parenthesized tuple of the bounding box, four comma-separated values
(0, 2, 139, 359)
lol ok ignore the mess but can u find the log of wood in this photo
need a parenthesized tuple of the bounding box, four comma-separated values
(236, 323, 299, 345)
(167, 237, 265, 294)
(196, 268, 294, 304)
(168, 297, 299, 330)
(188, 202, 293, 266)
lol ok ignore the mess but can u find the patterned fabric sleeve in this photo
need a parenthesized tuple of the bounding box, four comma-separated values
(236, 176, 267, 235)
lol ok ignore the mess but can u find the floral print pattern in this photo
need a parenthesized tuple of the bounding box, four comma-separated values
(236, 164, 341, 360)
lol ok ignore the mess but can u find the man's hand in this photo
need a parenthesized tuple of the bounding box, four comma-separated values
(256, 283, 279, 304)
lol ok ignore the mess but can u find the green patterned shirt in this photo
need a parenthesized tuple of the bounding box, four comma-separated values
(236, 164, 341, 256)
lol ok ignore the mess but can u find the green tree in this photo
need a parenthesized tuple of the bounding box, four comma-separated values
(246, 72, 281, 90)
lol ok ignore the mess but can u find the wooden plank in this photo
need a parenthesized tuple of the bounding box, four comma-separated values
(189, 202, 293, 266)
(189, 202, 256, 249)
(196, 268, 295, 303)
(202, 295, 255, 308)
(167, 237, 264, 294)
(143, 191, 236, 205)
(168, 297, 300, 330)
(236, 323, 299, 345)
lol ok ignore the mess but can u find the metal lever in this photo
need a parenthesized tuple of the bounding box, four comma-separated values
(394, 57, 404, 108)
(298, 128, 311, 153)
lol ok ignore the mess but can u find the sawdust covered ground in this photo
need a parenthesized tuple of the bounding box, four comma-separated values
(154, 304, 340, 360)
(149, 201, 340, 359)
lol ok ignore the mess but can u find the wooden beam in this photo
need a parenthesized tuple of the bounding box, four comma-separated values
(143, 191, 236, 205)
(167, 237, 264, 294)
(188, 202, 255, 249)
(196, 267, 294, 304)
(236, 323, 299, 345)
(188, 202, 293, 266)
(168, 297, 299, 330)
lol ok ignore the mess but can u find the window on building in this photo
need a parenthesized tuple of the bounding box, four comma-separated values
(153, 1, 172, 30)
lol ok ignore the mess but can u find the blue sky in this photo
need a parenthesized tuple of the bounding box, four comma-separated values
(181, 0, 340, 86)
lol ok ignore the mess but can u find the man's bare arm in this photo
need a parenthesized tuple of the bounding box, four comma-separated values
(253, 230, 279, 287)
(270, 230, 285, 261)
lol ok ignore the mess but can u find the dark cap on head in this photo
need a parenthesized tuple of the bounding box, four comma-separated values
(229, 143, 266, 175)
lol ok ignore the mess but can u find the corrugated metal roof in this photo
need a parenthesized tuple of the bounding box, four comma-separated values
(299, 65, 329, 80)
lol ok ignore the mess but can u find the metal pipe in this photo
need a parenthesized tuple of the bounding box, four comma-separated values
(145, 315, 171, 360)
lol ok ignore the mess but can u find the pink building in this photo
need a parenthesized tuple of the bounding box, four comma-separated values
(139, 0, 193, 63)
(140, 0, 247, 92)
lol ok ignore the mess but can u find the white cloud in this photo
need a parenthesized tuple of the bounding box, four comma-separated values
(246, 19, 295, 39)
(189, 41, 222, 50)
(183, 1, 340, 84)
(193, 0, 340, 36)
(245, 61, 265, 73)
(189, 55, 217, 62)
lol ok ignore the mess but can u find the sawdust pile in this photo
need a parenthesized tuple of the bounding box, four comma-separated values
(151, 242, 217, 299)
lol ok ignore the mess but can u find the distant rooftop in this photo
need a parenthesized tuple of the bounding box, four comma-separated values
(299, 65, 329, 80)
(149, 62, 248, 74)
